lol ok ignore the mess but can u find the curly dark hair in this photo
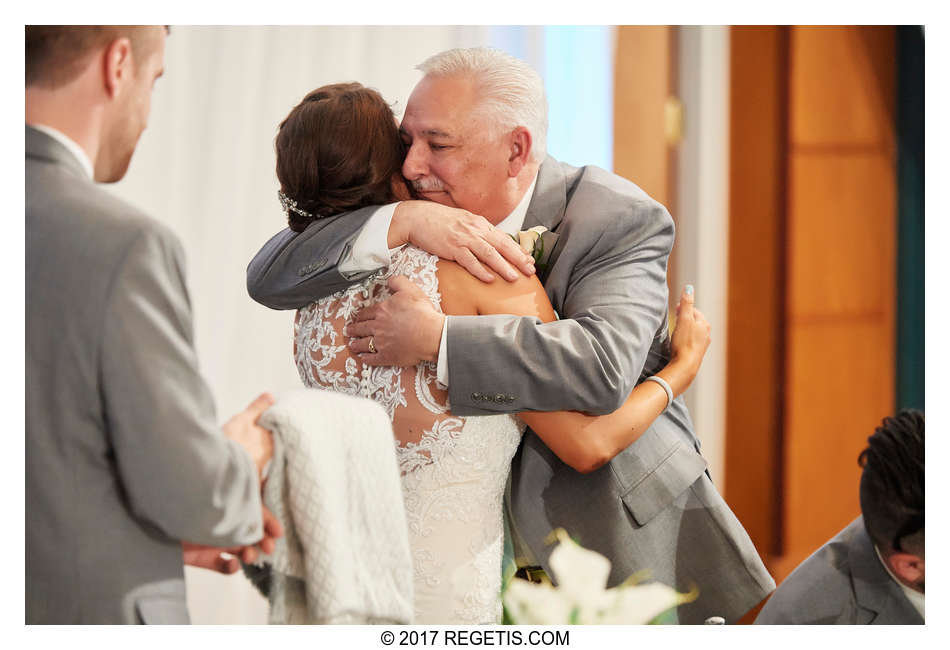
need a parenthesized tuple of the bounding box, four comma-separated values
(858, 409, 924, 556)
(275, 82, 409, 232)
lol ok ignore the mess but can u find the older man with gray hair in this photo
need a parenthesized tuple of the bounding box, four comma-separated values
(248, 47, 774, 623)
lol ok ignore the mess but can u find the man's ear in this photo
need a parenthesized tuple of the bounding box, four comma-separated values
(102, 37, 133, 99)
(888, 552, 925, 590)
(507, 127, 533, 178)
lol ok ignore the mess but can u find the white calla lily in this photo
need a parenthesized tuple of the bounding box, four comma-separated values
(546, 530, 611, 603)
(515, 226, 548, 256)
(503, 528, 696, 625)
(583, 582, 690, 624)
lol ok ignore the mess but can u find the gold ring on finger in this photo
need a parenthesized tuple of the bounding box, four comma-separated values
(368, 336, 377, 354)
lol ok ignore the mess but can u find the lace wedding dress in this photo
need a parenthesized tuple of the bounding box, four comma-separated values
(294, 245, 524, 624)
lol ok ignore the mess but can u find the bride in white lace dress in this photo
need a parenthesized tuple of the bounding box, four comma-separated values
(275, 83, 710, 624)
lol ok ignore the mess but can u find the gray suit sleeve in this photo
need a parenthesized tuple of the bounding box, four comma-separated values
(100, 225, 263, 546)
(447, 201, 674, 417)
(246, 205, 381, 309)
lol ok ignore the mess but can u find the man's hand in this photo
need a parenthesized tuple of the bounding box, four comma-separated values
(182, 505, 284, 574)
(345, 275, 444, 367)
(389, 201, 535, 282)
(223, 393, 276, 478)
(182, 542, 249, 574)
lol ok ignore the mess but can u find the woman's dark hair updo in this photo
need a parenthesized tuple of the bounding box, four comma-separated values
(275, 82, 407, 232)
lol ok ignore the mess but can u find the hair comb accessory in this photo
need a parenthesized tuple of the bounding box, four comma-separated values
(278, 190, 313, 218)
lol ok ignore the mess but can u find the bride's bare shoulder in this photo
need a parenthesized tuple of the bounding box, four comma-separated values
(435, 260, 479, 315)
(435, 259, 555, 321)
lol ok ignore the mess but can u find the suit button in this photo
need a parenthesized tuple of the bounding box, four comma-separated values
(472, 392, 482, 401)
(495, 394, 506, 403)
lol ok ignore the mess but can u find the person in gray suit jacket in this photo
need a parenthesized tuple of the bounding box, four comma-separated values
(756, 410, 924, 624)
(247, 47, 773, 623)
(26, 26, 281, 624)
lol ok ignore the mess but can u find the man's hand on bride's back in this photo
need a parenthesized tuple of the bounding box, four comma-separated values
(345, 275, 444, 367)
(389, 201, 535, 282)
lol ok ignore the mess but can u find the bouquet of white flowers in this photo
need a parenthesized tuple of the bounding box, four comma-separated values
(502, 529, 697, 624)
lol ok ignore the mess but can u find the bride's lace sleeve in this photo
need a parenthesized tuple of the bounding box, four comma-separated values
(293, 245, 464, 458)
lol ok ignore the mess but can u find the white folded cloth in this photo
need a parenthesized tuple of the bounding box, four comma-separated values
(244, 388, 413, 624)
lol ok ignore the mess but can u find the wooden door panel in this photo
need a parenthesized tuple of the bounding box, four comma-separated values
(724, 25, 787, 557)
(784, 319, 894, 552)
(726, 26, 896, 588)
(613, 25, 676, 210)
(791, 26, 896, 149)
(788, 154, 896, 317)
(614, 26, 679, 301)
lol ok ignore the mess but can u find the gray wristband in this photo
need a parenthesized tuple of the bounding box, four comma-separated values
(644, 375, 674, 411)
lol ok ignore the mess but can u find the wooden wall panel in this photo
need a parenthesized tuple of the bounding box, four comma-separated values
(613, 26, 679, 300)
(792, 26, 897, 149)
(724, 26, 787, 559)
(779, 25, 896, 578)
(784, 321, 895, 553)
(788, 155, 896, 317)
(727, 26, 897, 588)
(613, 26, 676, 210)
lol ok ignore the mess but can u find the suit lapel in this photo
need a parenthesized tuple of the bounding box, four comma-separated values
(523, 156, 567, 232)
(523, 157, 569, 282)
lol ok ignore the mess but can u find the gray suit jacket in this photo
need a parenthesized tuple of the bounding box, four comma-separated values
(755, 517, 923, 624)
(247, 157, 774, 623)
(26, 126, 263, 624)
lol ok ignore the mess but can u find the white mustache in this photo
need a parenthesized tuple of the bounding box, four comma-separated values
(411, 178, 446, 193)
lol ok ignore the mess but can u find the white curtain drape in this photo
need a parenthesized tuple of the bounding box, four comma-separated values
(105, 25, 504, 624)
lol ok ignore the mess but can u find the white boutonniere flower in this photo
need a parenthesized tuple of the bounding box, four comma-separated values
(511, 226, 557, 275)
(502, 529, 697, 624)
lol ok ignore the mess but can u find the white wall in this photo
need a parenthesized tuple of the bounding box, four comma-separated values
(675, 26, 732, 484)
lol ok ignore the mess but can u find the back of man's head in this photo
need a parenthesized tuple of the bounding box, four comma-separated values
(417, 47, 548, 162)
(858, 409, 924, 558)
(26, 25, 158, 89)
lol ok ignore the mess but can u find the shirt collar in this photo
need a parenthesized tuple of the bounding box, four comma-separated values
(29, 124, 95, 180)
(874, 543, 925, 619)
(495, 172, 539, 235)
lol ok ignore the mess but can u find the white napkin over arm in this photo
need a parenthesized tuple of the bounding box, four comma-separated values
(244, 388, 413, 624)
